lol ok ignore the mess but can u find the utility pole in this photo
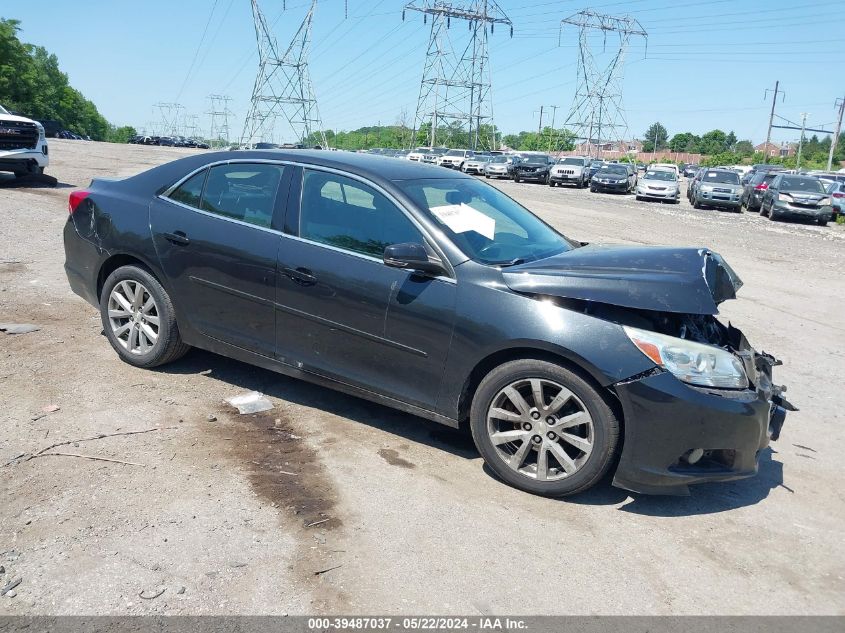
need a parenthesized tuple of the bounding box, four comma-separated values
(796, 112, 808, 170)
(536, 105, 544, 135)
(547, 104, 559, 152)
(763, 81, 783, 164)
(827, 96, 844, 172)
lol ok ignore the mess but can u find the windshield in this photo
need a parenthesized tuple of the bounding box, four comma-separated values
(446, 149, 464, 156)
(780, 177, 826, 193)
(521, 155, 550, 164)
(414, 148, 429, 153)
(598, 166, 627, 176)
(490, 156, 508, 164)
(0, 104, 8, 115)
(398, 178, 574, 265)
(702, 171, 740, 184)
(590, 161, 604, 167)
(559, 158, 584, 165)
(643, 171, 676, 181)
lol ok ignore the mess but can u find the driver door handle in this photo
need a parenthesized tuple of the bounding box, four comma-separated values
(163, 231, 190, 245)
(283, 267, 317, 286)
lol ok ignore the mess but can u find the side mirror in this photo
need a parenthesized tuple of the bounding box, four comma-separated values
(383, 243, 446, 276)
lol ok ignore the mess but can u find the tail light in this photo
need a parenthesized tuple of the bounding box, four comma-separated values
(754, 183, 769, 190)
(68, 190, 90, 214)
(832, 192, 845, 199)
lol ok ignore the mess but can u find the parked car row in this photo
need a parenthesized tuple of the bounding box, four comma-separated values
(684, 164, 834, 225)
(129, 135, 210, 149)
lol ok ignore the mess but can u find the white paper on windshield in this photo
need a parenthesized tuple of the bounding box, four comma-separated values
(707, 172, 717, 177)
(430, 203, 495, 240)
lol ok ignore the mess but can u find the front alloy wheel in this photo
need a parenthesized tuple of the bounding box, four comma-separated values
(470, 359, 619, 497)
(486, 378, 594, 482)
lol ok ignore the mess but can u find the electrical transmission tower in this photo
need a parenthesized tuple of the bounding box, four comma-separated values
(207, 94, 233, 148)
(404, 1, 512, 151)
(153, 102, 185, 137)
(559, 11, 646, 158)
(241, 0, 328, 148)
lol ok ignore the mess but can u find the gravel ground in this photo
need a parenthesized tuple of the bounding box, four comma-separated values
(0, 140, 843, 615)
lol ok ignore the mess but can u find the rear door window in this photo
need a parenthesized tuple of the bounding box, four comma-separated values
(200, 163, 284, 228)
(168, 170, 207, 208)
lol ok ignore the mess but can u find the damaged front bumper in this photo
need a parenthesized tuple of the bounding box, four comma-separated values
(610, 325, 794, 496)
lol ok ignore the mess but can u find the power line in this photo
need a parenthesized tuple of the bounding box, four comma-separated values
(174, 0, 220, 104)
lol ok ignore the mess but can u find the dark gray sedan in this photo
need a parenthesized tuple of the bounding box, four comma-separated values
(63, 151, 792, 497)
(761, 174, 834, 225)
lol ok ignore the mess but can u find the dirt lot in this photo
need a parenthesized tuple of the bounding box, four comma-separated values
(1, 140, 843, 615)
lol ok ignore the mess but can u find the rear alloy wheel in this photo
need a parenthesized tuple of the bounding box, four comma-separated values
(470, 360, 619, 497)
(100, 265, 190, 368)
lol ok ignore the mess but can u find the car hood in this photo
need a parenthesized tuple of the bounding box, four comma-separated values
(0, 112, 39, 124)
(502, 245, 743, 315)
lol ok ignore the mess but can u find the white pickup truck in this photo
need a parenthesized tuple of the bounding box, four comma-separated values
(0, 104, 49, 178)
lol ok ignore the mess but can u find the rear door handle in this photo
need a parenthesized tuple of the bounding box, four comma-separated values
(283, 267, 317, 286)
(163, 231, 190, 245)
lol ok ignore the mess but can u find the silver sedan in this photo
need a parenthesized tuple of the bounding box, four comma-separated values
(635, 170, 680, 204)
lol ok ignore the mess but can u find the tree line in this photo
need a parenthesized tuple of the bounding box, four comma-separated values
(643, 121, 845, 169)
(0, 18, 135, 142)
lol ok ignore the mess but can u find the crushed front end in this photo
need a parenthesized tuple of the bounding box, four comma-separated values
(609, 314, 795, 495)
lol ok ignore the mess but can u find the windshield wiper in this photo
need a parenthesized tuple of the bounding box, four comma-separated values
(489, 258, 526, 267)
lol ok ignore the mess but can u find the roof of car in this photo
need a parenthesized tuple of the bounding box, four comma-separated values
(186, 149, 474, 183)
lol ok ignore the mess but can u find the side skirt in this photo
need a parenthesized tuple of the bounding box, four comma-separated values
(185, 332, 461, 429)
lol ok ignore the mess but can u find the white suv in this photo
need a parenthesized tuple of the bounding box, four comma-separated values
(437, 149, 473, 170)
(0, 104, 49, 177)
(550, 156, 591, 188)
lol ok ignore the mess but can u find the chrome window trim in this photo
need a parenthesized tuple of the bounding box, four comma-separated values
(159, 196, 285, 235)
(161, 158, 295, 198)
(158, 159, 291, 233)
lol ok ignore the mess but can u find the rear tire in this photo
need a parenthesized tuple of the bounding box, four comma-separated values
(470, 359, 620, 497)
(100, 265, 190, 368)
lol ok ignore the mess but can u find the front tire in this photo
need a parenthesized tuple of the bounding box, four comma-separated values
(514, 175, 520, 183)
(470, 359, 620, 497)
(100, 265, 190, 368)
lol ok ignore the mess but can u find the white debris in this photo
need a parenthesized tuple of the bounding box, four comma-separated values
(224, 391, 273, 415)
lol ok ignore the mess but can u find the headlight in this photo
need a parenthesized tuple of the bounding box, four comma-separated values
(623, 326, 748, 389)
(777, 192, 793, 202)
(819, 197, 831, 206)
(35, 123, 45, 139)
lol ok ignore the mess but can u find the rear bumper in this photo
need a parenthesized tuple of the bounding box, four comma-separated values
(611, 370, 789, 496)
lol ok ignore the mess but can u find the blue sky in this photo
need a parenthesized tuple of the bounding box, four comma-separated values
(7, 0, 844, 144)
